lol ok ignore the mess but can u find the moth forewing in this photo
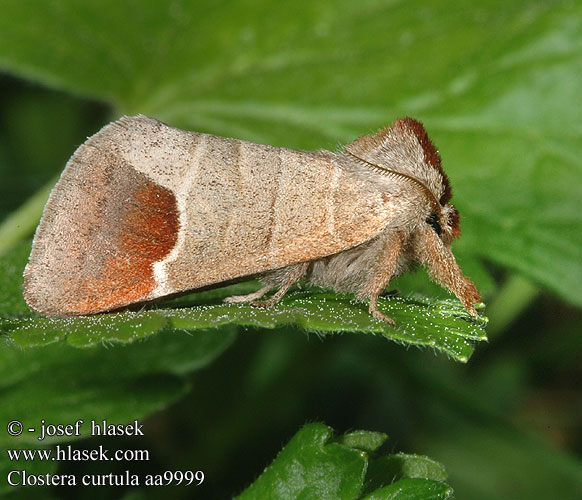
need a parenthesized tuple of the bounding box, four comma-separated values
(24, 115, 396, 316)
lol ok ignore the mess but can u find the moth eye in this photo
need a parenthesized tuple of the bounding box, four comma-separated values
(426, 212, 442, 236)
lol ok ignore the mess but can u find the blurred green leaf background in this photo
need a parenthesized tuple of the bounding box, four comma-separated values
(0, 0, 581, 498)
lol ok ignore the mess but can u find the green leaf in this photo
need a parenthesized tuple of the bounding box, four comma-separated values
(235, 424, 368, 500)
(0, 0, 579, 306)
(235, 424, 452, 500)
(0, 326, 236, 443)
(363, 454, 448, 496)
(332, 430, 388, 454)
(360, 478, 453, 500)
(1, 243, 486, 362)
(379, 454, 447, 482)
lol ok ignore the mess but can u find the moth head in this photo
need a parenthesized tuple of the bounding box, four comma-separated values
(436, 203, 460, 246)
(425, 204, 460, 246)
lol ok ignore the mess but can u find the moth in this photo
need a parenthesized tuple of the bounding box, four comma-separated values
(23, 115, 481, 324)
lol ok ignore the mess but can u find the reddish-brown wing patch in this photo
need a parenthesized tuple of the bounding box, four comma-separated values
(25, 144, 181, 316)
(67, 180, 179, 314)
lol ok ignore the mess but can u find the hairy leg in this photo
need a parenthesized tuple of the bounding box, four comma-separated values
(358, 231, 405, 325)
(412, 225, 481, 315)
(224, 285, 273, 304)
(251, 262, 309, 308)
(224, 262, 309, 307)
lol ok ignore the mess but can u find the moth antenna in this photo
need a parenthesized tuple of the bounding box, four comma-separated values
(344, 150, 441, 215)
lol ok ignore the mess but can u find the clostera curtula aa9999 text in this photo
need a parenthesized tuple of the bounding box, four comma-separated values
(23, 115, 481, 324)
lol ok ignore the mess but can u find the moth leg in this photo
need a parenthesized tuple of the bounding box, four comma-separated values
(361, 232, 405, 325)
(224, 285, 273, 304)
(251, 262, 309, 309)
(413, 225, 481, 315)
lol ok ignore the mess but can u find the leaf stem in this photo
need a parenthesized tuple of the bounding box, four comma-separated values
(0, 176, 56, 257)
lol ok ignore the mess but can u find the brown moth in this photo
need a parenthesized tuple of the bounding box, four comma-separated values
(23, 115, 481, 324)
